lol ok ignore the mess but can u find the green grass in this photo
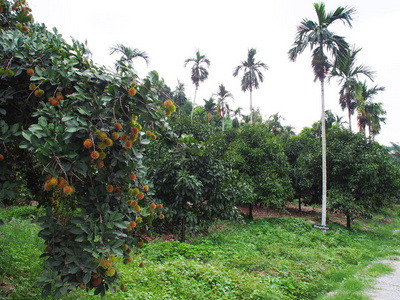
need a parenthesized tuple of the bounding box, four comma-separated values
(1, 206, 400, 299)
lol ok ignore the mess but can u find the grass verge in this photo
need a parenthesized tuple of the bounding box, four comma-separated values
(1, 205, 399, 299)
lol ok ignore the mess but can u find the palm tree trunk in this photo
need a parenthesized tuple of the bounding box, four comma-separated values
(347, 98, 352, 132)
(320, 78, 327, 227)
(222, 117, 225, 131)
(249, 87, 253, 124)
(191, 86, 198, 121)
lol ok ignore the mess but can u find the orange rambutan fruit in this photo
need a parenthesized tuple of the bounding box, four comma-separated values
(99, 132, 107, 140)
(130, 172, 136, 180)
(157, 204, 163, 209)
(134, 205, 141, 212)
(137, 192, 144, 200)
(106, 185, 114, 193)
(130, 221, 136, 228)
(96, 160, 104, 168)
(128, 87, 136, 96)
(83, 139, 92, 148)
(164, 99, 173, 108)
(143, 185, 149, 192)
(105, 138, 113, 147)
(124, 141, 132, 149)
(26, 68, 34, 76)
(99, 152, 106, 160)
(63, 186, 75, 195)
(115, 123, 122, 130)
(131, 127, 139, 135)
(111, 132, 119, 140)
(150, 203, 156, 209)
(91, 151, 100, 160)
(159, 213, 165, 219)
(120, 134, 127, 141)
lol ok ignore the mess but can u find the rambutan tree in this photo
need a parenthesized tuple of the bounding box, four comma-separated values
(0, 0, 172, 297)
(227, 124, 294, 217)
(147, 118, 245, 242)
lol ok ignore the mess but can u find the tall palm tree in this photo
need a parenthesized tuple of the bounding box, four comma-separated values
(288, 2, 355, 226)
(330, 47, 374, 131)
(214, 84, 234, 131)
(184, 50, 211, 120)
(109, 44, 149, 73)
(356, 81, 386, 136)
(233, 48, 268, 124)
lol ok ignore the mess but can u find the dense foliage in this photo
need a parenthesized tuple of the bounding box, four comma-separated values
(0, 0, 171, 297)
(146, 118, 244, 241)
(227, 124, 294, 212)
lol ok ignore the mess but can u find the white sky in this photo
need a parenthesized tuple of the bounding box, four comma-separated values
(28, 0, 400, 146)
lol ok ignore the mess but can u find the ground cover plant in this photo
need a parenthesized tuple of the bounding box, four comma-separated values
(1, 205, 399, 299)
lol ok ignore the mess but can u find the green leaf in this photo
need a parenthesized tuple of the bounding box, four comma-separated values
(41, 283, 52, 299)
(83, 272, 91, 284)
(140, 139, 151, 145)
(65, 126, 81, 133)
(77, 106, 90, 116)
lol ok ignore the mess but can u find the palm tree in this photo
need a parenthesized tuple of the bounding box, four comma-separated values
(356, 81, 386, 136)
(266, 113, 284, 135)
(109, 44, 149, 73)
(214, 84, 234, 131)
(184, 50, 211, 120)
(173, 80, 188, 116)
(233, 48, 268, 124)
(203, 97, 217, 124)
(288, 2, 355, 226)
(232, 107, 243, 128)
(330, 47, 374, 131)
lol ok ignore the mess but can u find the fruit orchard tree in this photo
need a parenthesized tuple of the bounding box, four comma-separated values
(227, 124, 294, 216)
(146, 117, 246, 241)
(0, 0, 174, 297)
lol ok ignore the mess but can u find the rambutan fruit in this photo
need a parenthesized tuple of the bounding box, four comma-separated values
(143, 185, 149, 192)
(111, 132, 119, 140)
(83, 139, 92, 148)
(106, 185, 114, 193)
(128, 87, 136, 96)
(26, 68, 34, 76)
(137, 192, 144, 200)
(91, 151, 100, 159)
(115, 123, 122, 130)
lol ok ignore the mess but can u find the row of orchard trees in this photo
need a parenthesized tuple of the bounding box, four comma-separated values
(0, 0, 399, 299)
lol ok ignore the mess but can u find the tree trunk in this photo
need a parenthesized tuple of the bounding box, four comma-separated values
(249, 87, 253, 124)
(298, 197, 302, 212)
(346, 215, 351, 229)
(248, 202, 253, 219)
(180, 217, 186, 243)
(222, 116, 225, 131)
(191, 85, 198, 121)
(321, 78, 327, 226)
(347, 99, 352, 132)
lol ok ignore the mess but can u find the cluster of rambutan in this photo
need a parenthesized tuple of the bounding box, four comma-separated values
(145, 130, 157, 141)
(164, 99, 176, 117)
(47, 91, 64, 106)
(43, 175, 74, 194)
(9, 1, 34, 34)
(98, 254, 117, 277)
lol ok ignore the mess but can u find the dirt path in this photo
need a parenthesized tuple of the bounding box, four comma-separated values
(365, 257, 400, 300)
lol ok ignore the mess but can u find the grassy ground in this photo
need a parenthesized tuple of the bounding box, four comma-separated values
(1, 205, 399, 299)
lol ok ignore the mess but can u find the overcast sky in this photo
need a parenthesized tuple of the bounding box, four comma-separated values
(28, 0, 400, 146)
